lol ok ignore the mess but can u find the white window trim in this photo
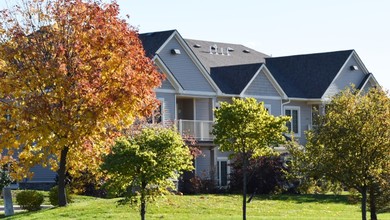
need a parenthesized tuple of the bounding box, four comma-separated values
(264, 104, 272, 114)
(217, 157, 230, 187)
(284, 106, 301, 137)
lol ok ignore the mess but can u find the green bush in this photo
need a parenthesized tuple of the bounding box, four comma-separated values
(49, 185, 72, 206)
(16, 190, 44, 211)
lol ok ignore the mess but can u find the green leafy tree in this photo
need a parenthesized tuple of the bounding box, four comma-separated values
(287, 88, 390, 220)
(101, 126, 193, 220)
(212, 97, 289, 220)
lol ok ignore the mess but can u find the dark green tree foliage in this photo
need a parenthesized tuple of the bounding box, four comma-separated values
(287, 88, 390, 220)
(101, 126, 193, 220)
(212, 98, 289, 220)
(229, 154, 289, 195)
(0, 169, 12, 191)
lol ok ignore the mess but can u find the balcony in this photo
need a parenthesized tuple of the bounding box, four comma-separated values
(177, 120, 214, 141)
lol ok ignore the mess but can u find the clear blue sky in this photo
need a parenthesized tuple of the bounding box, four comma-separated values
(2, 0, 389, 90)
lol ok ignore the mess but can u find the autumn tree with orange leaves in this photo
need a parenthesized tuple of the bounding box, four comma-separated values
(0, 0, 161, 206)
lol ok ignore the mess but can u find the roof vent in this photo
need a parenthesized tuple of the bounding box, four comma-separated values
(243, 49, 250, 53)
(213, 44, 218, 55)
(193, 44, 201, 48)
(227, 47, 234, 52)
(171, 49, 181, 55)
(350, 65, 359, 71)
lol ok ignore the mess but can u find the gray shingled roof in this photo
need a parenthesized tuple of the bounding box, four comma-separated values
(265, 50, 354, 98)
(139, 30, 176, 58)
(185, 39, 269, 72)
(211, 63, 264, 94)
(139, 30, 357, 99)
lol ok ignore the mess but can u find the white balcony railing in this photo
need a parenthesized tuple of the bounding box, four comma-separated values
(177, 119, 214, 141)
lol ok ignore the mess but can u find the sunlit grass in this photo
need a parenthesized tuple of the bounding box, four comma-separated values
(1, 194, 389, 219)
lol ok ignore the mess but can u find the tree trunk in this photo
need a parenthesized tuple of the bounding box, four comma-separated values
(242, 153, 248, 220)
(3, 187, 14, 216)
(140, 180, 147, 220)
(58, 146, 69, 207)
(361, 186, 367, 220)
(369, 186, 377, 220)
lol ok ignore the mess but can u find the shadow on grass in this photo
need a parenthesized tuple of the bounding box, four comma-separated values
(183, 193, 350, 205)
(1, 206, 59, 219)
(254, 194, 351, 204)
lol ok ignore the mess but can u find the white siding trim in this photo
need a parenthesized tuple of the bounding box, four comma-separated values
(352, 52, 369, 74)
(289, 97, 322, 102)
(241, 94, 282, 100)
(155, 88, 176, 93)
(262, 66, 288, 99)
(154, 56, 184, 93)
(155, 31, 177, 55)
(175, 94, 178, 120)
(181, 90, 217, 96)
(321, 51, 370, 100)
(358, 74, 380, 94)
(240, 68, 262, 95)
(321, 52, 353, 100)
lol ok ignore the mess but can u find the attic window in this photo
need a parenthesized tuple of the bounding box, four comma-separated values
(171, 49, 181, 55)
(227, 47, 234, 52)
(193, 44, 201, 48)
(350, 65, 359, 71)
(243, 49, 250, 53)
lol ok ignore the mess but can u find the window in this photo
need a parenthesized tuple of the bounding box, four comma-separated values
(148, 98, 164, 124)
(285, 107, 300, 136)
(217, 157, 230, 187)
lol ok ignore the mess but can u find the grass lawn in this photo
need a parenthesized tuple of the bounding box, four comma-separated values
(1, 193, 390, 219)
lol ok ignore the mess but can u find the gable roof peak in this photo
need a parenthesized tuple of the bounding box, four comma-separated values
(138, 30, 177, 58)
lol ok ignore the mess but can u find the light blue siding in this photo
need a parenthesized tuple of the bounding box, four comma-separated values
(255, 98, 282, 116)
(156, 92, 175, 123)
(244, 69, 280, 97)
(215, 149, 231, 158)
(159, 37, 215, 92)
(324, 56, 367, 98)
(30, 165, 56, 182)
(195, 98, 212, 121)
(160, 78, 175, 90)
(196, 149, 211, 178)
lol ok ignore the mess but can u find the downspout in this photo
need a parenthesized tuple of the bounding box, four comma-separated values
(281, 98, 291, 115)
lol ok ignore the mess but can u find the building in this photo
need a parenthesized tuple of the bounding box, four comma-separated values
(139, 30, 379, 187)
(17, 29, 379, 189)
